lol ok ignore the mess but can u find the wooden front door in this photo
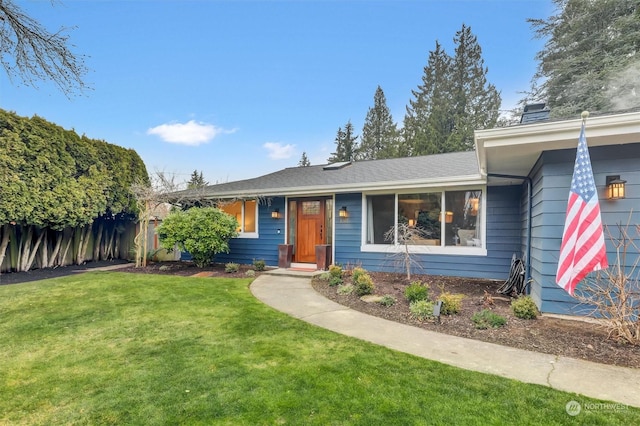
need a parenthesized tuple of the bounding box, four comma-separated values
(295, 200, 326, 263)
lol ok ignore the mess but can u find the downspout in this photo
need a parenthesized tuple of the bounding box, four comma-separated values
(487, 173, 533, 288)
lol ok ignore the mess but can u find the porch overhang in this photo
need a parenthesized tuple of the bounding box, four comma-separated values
(475, 111, 640, 183)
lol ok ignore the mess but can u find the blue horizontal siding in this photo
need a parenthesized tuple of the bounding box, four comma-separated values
(334, 187, 523, 280)
(216, 197, 286, 266)
(530, 143, 640, 316)
(181, 198, 286, 267)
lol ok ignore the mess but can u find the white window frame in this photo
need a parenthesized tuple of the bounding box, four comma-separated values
(360, 186, 487, 256)
(222, 200, 259, 239)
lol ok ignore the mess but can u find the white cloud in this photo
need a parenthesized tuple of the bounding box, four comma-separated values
(147, 120, 235, 146)
(263, 142, 295, 160)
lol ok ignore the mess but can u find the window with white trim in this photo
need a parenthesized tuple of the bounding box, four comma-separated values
(365, 190, 483, 248)
(219, 200, 257, 235)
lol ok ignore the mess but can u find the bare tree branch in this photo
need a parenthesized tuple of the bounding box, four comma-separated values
(0, 0, 89, 96)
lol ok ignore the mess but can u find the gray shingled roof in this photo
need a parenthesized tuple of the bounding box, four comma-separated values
(179, 151, 481, 199)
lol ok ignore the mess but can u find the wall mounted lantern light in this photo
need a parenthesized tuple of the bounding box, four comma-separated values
(339, 206, 349, 218)
(271, 208, 281, 219)
(606, 175, 626, 200)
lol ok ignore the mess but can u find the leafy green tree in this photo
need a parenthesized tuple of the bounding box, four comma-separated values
(327, 120, 358, 163)
(157, 207, 239, 268)
(527, 0, 640, 118)
(187, 170, 208, 189)
(298, 152, 311, 167)
(0, 0, 88, 96)
(359, 86, 399, 160)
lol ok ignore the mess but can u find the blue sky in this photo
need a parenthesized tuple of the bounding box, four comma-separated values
(2, 0, 554, 185)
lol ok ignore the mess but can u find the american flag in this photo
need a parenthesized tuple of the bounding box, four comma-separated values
(556, 121, 608, 295)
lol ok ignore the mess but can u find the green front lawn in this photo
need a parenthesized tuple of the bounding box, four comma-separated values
(0, 272, 636, 425)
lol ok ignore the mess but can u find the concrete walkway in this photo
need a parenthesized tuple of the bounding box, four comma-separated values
(251, 270, 640, 408)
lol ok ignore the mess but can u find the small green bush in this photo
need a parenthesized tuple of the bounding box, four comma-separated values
(410, 300, 435, 321)
(405, 281, 429, 303)
(379, 295, 396, 307)
(252, 259, 266, 271)
(472, 309, 506, 329)
(439, 292, 465, 315)
(511, 296, 539, 319)
(329, 276, 343, 287)
(318, 272, 332, 281)
(351, 267, 367, 282)
(225, 262, 240, 273)
(245, 269, 256, 277)
(354, 273, 375, 296)
(337, 284, 354, 295)
(329, 264, 343, 278)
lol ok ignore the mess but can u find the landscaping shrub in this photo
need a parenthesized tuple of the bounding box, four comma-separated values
(354, 272, 375, 296)
(157, 207, 239, 268)
(329, 264, 343, 279)
(472, 310, 506, 329)
(511, 296, 539, 319)
(318, 272, 332, 281)
(337, 284, 354, 295)
(409, 300, 435, 321)
(379, 295, 396, 307)
(252, 259, 266, 271)
(245, 269, 256, 277)
(329, 276, 343, 287)
(225, 262, 240, 273)
(351, 267, 367, 283)
(439, 292, 465, 315)
(405, 281, 429, 303)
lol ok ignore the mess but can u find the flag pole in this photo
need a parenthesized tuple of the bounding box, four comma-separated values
(555, 110, 609, 296)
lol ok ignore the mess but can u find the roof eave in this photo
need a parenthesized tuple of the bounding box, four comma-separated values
(198, 174, 486, 199)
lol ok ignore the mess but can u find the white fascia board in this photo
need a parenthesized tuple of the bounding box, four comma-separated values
(476, 111, 640, 150)
(202, 175, 487, 199)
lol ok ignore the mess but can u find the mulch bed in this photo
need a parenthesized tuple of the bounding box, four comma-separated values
(312, 271, 640, 369)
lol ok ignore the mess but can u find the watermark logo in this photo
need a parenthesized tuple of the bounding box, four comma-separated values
(565, 400, 581, 416)
(565, 400, 628, 416)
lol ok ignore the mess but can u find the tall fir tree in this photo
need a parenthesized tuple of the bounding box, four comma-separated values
(187, 170, 207, 189)
(403, 41, 453, 156)
(298, 152, 311, 167)
(359, 86, 399, 160)
(447, 24, 501, 151)
(327, 121, 358, 163)
(526, 0, 640, 118)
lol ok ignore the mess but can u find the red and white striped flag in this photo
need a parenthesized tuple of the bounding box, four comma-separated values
(556, 120, 608, 295)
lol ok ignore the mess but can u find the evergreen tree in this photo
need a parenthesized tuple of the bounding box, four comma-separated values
(447, 24, 501, 151)
(527, 0, 640, 118)
(403, 41, 453, 156)
(298, 152, 311, 167)
(187, 170, 207, 189)
(327, 121, 358, 163)
(403, 26, 500, 155)
(359, 86, 399, 160)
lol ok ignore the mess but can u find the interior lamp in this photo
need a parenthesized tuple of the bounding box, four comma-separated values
(441, 211, 453, 223)
(470, 198, 479, 216)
